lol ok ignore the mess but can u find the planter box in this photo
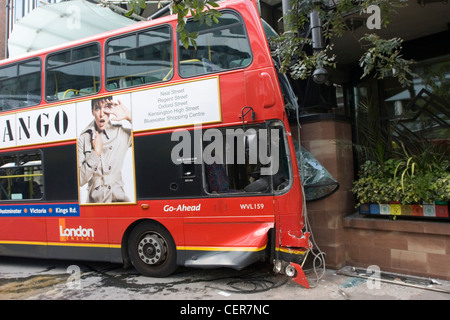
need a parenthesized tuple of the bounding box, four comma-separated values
(359, 201, 449, 219)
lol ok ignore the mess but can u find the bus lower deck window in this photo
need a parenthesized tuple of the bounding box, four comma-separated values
(0, 151, 43, 201)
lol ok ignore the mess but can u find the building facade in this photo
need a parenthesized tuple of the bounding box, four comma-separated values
(271, 0, 450, 280)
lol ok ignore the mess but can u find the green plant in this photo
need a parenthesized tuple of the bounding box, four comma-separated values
(352, 160, 394, 205)
(353, 98, 389, 164)
(393, 156, 416, 192)
(353, 154, 450, 207)
(271, 0, 416, 87)
(359, 35, 416, 87)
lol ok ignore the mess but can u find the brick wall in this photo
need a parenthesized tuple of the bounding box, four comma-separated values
(344, 214, 450, 280)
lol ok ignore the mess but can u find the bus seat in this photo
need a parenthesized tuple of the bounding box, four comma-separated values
(230, 58, 251, 68)
(144, 76, 159, 84)
(179, 59, 202, 77)
(58, 89, 77, 100)
(107, 82, 118, 90)
(205, 162, 229, 193)
(79, 87, 96, 95)
(125, 78, 143, 87)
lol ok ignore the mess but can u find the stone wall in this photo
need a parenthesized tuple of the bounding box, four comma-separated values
(344, 214, 450, 280)
(293, 115, 354, 269)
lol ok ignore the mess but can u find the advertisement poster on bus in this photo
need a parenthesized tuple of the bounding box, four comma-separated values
(76, 78, 221, 205)
(76, 93, 136, 205)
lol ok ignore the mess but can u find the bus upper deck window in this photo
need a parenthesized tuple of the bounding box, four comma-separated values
(0, 58, 41, 111)
(45, 43, 100, 101)
(106, 26, 173, 90)
(178, 11, 252, 78)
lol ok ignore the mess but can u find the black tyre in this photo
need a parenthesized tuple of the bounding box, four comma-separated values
(128, 221, 177, 277)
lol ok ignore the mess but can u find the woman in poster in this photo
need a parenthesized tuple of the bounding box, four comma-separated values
(78, 96, 132, 204)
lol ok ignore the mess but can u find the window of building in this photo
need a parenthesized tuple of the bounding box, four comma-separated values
(178, 11, 252, 78)
(106, 26, 173, 90)
(0, 58, 41, 111)
(0, 150, 43, 201)
(383, 55, 450, 145)
(45, 43, 101, 101)
(350, 55, 450, 167)
(351, 54, 449, 219)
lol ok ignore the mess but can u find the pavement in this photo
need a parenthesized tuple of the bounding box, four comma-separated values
(1, 256, 449, 303)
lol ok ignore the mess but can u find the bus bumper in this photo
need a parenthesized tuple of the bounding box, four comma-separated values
(273, 231, 311, 288)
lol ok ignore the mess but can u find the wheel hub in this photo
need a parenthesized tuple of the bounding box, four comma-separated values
(138, 234, 166, 265)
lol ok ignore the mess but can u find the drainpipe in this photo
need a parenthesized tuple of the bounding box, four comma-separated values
(5, 0, 11, 58)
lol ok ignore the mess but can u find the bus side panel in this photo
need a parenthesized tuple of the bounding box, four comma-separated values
(46, 206, 186, 265)
(182, 196, 274, 269)
(107, 207, 186, 257)
(0, 218, 47, 257)
(0, 217, 47, 242)
(216, 72, 246, 121)
(244, 67, 284, 120)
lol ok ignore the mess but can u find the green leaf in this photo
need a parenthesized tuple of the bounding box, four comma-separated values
(190, 38, 197, 49)
(207, 1, 220, 8)
(176, 20, 186, 33)
(181, 36, 189, 49)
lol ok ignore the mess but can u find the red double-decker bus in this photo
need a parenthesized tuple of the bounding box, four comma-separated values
(0, 0, 311, 287)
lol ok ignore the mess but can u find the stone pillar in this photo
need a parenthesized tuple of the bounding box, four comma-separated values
(292, 114, 354, 269)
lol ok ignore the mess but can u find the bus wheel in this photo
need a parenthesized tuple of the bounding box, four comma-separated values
(128, 221, 177, 277)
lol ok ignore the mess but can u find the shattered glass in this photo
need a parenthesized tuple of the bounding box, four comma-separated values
(294, 141, 339, 201)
